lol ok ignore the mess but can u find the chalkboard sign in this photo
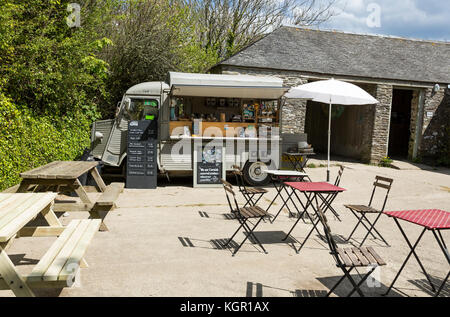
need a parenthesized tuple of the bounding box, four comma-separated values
(126, 120, 158, 189)
(194, 143, 225, 188)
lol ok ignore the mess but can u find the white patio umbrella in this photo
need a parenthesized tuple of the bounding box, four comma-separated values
(284, 79, 379, 182)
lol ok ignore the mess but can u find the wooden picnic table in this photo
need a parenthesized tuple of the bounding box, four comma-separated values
(0, 193, 62, 245)
(18, 161, 124, 231)
(0, 192, 100, 297)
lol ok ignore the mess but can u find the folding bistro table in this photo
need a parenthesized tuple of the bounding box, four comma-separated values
(383, 209, 449, 297)
(263, 170, 308, 223)
(282, 182, 346, 253)
(282, 152, 315, 181)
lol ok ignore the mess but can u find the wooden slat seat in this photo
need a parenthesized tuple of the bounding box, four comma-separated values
(26, 219, 101, 286)
(344, 204, 380, 213)
(338, 247, 386, 267)
(239, 206, 269, 218)
(244, 187, 268, 194)
(94, 182, 125, 208)
(316, 206, 387, 296)
(221, 179, 269, 256)
(90, 182, 124, 232)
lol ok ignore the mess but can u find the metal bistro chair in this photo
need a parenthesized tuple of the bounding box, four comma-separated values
(317, 165, 345, 221)
(345, 176, 394, 247)
(232, 165, 268, 208)
(221, 179, 270, 256)
(316, 206, 387, 297)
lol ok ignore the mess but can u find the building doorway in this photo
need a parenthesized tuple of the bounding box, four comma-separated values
(388, 89, 413, 158)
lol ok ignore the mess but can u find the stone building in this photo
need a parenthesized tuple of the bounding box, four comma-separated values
(210, 26, 450, 164)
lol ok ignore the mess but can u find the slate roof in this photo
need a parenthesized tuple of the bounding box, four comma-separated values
(215, 26, 450, 84)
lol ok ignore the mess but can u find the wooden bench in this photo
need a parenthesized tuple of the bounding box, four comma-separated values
(90, 183, 125, 231)
(0, 193, 101, 296)
(26, 219, 101, 287)
(0, 219, 101, 296)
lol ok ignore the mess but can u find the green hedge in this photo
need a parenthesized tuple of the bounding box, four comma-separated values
(0, 93, 91, 191)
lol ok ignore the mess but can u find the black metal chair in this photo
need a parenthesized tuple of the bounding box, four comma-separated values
(316, 206, 387, 297)
(317, 165, 345, 221)
(232, 165, 267, 208)
(221, 179, 270, 256)
(345, 176, 394, 247)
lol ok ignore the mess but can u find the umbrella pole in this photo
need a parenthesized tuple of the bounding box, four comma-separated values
(327, 103, 331, 182)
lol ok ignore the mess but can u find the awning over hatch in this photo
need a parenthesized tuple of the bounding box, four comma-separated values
(167, 72, 289, 99)
(170, 85, 289, 99)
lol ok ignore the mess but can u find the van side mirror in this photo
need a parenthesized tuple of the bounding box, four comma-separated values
(124, 98, 131, 112)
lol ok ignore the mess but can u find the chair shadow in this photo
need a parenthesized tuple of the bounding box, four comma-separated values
(245, 281, 327, 297)
(210, 239, 239, 251)
(329, 234, 352, 245)
(246, 231, 296, 245)
(316, 275, 404, 297)
(293, 289, 329, 297)
(408, 275, 449, 297)
(9, 254, 39, 266)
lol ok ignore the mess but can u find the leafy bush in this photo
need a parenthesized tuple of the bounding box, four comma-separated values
(379, 156, 393, 168)
(0, 1, 111, 191)
(0, 93, 91, 190)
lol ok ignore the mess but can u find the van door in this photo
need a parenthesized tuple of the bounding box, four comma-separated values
(160, 91, 170, 141)
(102, 116, 129, 167)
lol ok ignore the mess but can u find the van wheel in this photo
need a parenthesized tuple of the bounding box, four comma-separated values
(243, 161, 270, 186)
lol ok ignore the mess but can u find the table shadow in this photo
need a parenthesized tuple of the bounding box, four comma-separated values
(408, 275, 449, 297)
(316, 275, 404, 297)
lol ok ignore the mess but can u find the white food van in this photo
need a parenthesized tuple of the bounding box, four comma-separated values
(90, 72, 290, 186)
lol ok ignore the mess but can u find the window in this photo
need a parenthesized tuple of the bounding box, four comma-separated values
(124, 99, 159, 121)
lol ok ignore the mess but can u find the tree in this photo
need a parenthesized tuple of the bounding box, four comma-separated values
(99, 0, 218, 115)
(0, 0, 113, 120)
(186, 0, 336, 58)
(0, 0, 115, 190)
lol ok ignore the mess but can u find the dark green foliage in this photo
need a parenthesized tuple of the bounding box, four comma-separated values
(0, 0, 111, 190)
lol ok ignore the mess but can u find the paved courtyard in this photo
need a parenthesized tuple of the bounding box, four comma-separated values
(1, 163, 449, 297)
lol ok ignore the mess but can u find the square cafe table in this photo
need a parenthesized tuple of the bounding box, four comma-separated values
(282, 152, 315, 181)
(383, 209, 449, 297)
(263, 170, 308, 223)
(282, 182, 346, 253)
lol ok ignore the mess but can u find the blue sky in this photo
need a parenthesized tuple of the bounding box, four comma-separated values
(311, 0, 450, 41)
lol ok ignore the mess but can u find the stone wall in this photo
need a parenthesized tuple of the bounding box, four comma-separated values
(420, 87, 450, 161)
(214, 64, 448, 164)
(359, 84, 377, 163)
(370, 84, 393, 163)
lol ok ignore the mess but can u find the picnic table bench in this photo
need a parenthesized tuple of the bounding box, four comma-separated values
(18, 161, 124, 231)
(0, 193, 101, 297)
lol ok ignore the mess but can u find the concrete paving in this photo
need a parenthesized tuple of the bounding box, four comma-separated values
(1, 163, 449, 297)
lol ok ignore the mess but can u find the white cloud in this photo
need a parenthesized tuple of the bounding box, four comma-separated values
(318, 0, 450, 41)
